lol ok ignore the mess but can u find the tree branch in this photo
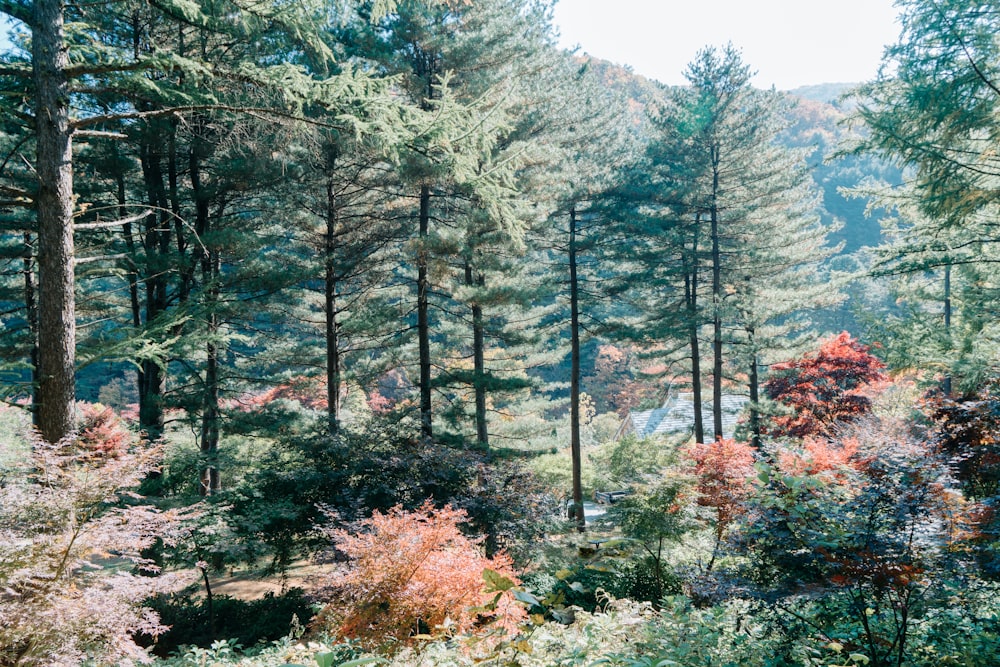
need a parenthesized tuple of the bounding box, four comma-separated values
(74, 209, 152, 231)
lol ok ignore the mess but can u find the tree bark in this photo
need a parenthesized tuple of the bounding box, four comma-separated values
(325, 178, 342, 435)
(33, 0, 77, 442)
(138, 134, 171, 439)
(191, 145, 220, 495)
(417, 184, 433, 440)
(199, 249, 221, 496)
(710, 153, 724, 440)
(686, 214, 704, 444)
(942, 263, 952, 397)
(748, 326, 761, 449)
(465, 261, 488, 450)
(23, 233, 39, 427)
(569, 206, 585, 532)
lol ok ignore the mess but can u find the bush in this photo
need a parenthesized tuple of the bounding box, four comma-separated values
(312, 501, 526, 649)
(0, 422, 184, 666)
(142, 589, 315, 656)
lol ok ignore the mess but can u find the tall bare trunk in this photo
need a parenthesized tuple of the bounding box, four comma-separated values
(325, 178, 342, 435)
(199, 250, 221, 496)
(748, 326, 761, 449)
(942, 264, 952, 397)
(686, 214, 704, 444)
(417, 185, 432, 440)
(34, 0, 77, 442)
(710, 155, 724, 440)
(465, 262, 488, 449)
(138, 134, 171, 439)
(569, 207, 585, 532)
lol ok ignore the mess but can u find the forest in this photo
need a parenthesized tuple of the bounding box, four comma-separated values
(1, 0, 999, 665)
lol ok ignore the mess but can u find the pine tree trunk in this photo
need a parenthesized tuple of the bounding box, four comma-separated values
(569, 207, 585, 532)
(199, 250, 221, 496)
(325, 179, 342, 435)
(191, 145, 220, 495)
(942, 264, 952, 397)
(23, 233, 39, 427)
(710, 156, 724, 441)
(418, 184, 433, 440)
(116, 170, 144, 414)
(138, 135, 171, 440)
(748, 326, 761, 449)
(33, 0, 77, 442)
(466, 262, 488, 450)
(687, 215, 704, 444)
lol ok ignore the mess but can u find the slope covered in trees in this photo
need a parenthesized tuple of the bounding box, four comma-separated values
(2, 0, 1000, 665)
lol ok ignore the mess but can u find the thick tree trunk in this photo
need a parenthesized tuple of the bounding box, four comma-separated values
(325, 179, 342, 435)
(465, 262, 488, 450)
(569, 207, 585, 532)
(33, 0, 77, 442)
(710, 156, 724, 441)
(417, 184, 433, 440)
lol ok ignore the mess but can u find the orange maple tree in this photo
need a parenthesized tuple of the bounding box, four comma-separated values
(686, 438, 756, 570)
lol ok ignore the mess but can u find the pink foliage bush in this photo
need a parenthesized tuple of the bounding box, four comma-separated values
(313, 501, 525, 649)
(0, 417, 186, 665)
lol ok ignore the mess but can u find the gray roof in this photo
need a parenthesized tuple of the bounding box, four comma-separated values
(618, 392, 748, 441)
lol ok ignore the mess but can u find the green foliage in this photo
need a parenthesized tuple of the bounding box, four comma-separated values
(143, 589, 315, 657)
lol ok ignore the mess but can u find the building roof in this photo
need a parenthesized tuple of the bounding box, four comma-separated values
(616, 392, 749, 441)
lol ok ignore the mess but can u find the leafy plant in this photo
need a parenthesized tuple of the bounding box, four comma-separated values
(312, 501, 526, 649)
(0, 421, 186, 665)
(764, 332, 887, 438)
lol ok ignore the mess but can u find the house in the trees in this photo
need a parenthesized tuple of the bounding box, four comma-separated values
(614, 391, 748, 441)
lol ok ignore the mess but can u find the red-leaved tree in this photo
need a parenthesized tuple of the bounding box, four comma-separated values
(686, 438, 756, 570)
(314, 501, 525, 649)
(764, 332, 887, 439)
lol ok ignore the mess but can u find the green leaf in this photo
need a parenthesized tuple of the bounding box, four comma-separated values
(512, 589, 542, 606)
(336, 658, 388, 667)
(483, 568, 516, 592)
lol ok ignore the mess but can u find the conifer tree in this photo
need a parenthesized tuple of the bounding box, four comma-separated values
(631, 45, 838, 443)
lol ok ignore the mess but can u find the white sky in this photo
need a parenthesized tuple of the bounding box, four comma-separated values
(551, 0, 902, 90)
(2, 2, 902, 89)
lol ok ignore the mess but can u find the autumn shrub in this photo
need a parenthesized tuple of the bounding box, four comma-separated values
(76, 401, 133, 456)
(224, 417, 554, 578)
(312, 501, 526, 649)
(743, 414, 980, 667)
(0, 423, 185, 666)
(685, 438, 755, 567)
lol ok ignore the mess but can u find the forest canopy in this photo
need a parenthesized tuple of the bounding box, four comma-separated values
(2, 0, 1000, 665)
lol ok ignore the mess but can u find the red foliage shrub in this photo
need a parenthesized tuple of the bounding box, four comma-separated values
(776, 435, 866, 480)
(764, 332, 887, 438)
(76, 402, 132, 456)
(314, 501, 525, 648)
(686, 438, 756, 539)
